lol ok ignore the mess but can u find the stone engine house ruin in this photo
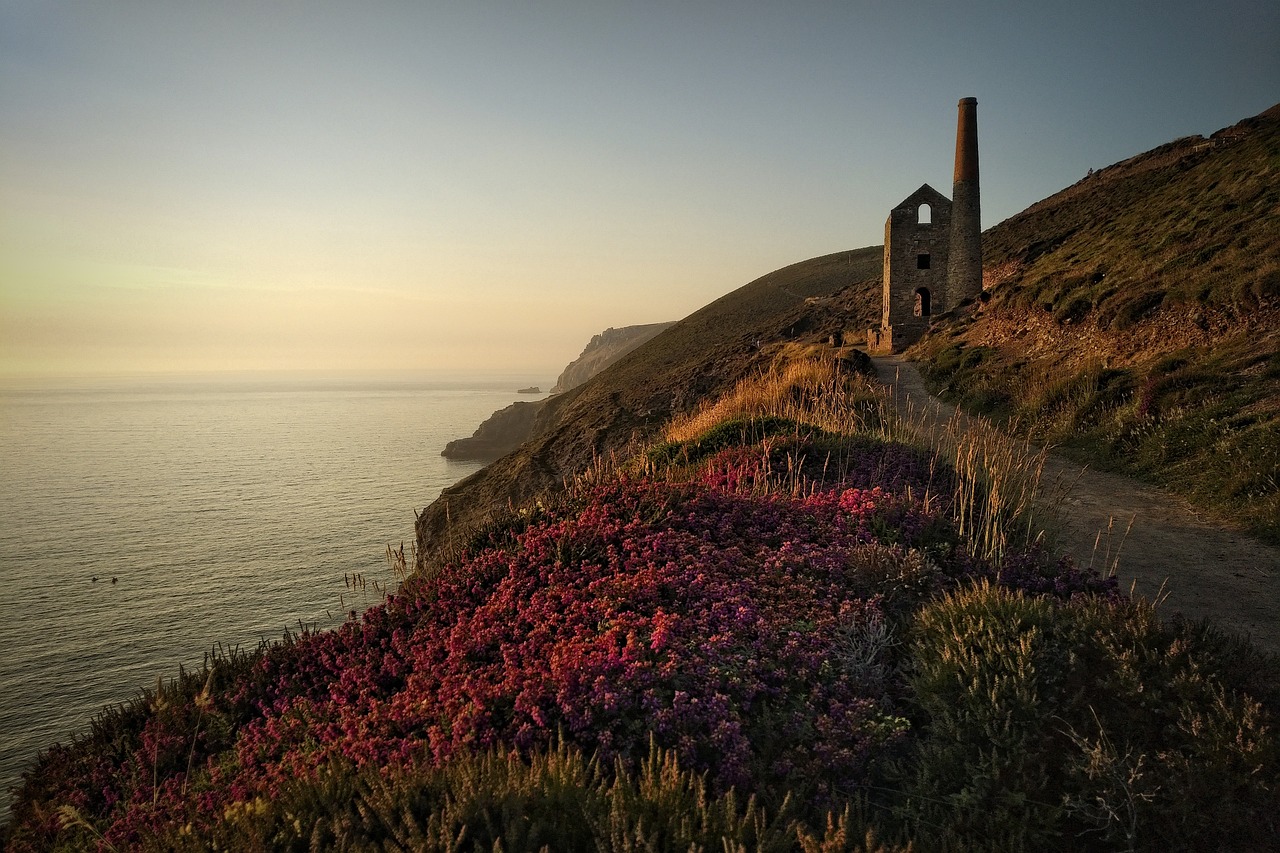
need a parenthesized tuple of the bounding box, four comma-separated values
(868, 97, 982, 353)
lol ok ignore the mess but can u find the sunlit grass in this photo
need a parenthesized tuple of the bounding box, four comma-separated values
(661, 348, 1054, 564)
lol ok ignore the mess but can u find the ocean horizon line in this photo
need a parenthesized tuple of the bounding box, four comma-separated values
(0, 366, 558, 394)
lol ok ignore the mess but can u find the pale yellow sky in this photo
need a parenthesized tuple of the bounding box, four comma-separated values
(3, 2, 1276, 378)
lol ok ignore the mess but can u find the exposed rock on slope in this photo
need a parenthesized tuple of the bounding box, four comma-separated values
(416, 248, 883, 569)
(440, 401, 542, 461)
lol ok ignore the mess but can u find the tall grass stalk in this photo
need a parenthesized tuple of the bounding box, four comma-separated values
(886, 410, 1052, 564)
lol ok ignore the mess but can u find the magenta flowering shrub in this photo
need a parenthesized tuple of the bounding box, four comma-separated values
(673, 431, 953, 506)
(9, 472, 935, 847)
(4, 435, 1121, 850)
(219, 478, 936, 804)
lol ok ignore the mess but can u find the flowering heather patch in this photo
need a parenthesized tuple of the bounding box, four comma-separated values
(5, 463, 925, 846)
(688, 431, 952, 506)
(226, 478, 939, 795)
(4, 434, 1127, 850)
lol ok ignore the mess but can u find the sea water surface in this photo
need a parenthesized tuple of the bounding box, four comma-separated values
(0, 371, 545, 814)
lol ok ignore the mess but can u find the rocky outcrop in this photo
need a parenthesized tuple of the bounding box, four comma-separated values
(551, 323, 675, 394)
(439, 322, 676, 462)
(440, 401, 542, 461)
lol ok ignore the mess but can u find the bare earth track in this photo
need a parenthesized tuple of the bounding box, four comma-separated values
(874, 356, 1280, 657)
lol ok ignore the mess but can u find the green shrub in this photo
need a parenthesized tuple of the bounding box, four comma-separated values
(897, 582, 1280, 851)
(897, 582, 1067, 848)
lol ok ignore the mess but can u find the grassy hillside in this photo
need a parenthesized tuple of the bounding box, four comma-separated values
(911, 103, 1280, 541)
(415, 246, 883, 569)
(10, 356, 1277, 851)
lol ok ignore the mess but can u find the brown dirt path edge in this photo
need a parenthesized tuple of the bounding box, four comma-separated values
(873, 355, 1280, 657)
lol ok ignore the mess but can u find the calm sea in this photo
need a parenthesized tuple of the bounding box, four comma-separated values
(0, 372, 545, 815)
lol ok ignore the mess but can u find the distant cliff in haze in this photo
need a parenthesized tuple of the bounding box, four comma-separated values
(441, 321, 676, 461)
(550, 322, 676, 394)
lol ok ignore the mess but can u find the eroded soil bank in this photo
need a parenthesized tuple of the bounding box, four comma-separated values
(874, 355, 1280, 657)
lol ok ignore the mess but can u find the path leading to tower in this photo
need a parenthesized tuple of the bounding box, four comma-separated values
(873, 355, 1280, 657)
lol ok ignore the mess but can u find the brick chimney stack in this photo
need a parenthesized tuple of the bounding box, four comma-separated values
(947, 97, 982, 306)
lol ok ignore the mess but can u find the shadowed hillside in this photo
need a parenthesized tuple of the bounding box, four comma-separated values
(415, 247, 882, 569)
(912, 103, 1280, 540)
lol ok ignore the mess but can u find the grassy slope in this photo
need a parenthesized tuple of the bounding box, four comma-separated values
(911, 103, 1280, 540)
(415, 246, 883, 569)
(10, 357, 1278, 851)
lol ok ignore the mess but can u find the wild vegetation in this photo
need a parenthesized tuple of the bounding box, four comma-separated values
(912, 104, 1280, 541)
(414, 246, 884, 570)
(7, 353, 1277, 851)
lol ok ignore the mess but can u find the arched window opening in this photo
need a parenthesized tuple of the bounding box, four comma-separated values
(914, 287, 932, 317)
(917, 203, 932, 225)
(917, 252, 931, 270)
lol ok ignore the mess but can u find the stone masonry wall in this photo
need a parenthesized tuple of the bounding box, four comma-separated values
(878, 184, 951, 350)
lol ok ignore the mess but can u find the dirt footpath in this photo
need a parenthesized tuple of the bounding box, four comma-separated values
(873, 356, 1280, 657)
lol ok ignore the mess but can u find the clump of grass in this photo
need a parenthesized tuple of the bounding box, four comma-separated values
(880, 408, 1053, 565)
(898, 581, 1280, 851)
(664, 351, 885, 445)
(149, 740, 813, 852)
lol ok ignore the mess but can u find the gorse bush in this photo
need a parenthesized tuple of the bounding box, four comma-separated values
(5, 354, 1277, 852)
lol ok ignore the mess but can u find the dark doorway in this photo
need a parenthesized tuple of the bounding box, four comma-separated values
(914, 287, 932, 317)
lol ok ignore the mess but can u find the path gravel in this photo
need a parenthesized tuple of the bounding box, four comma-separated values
(873, 355, 1280, 657)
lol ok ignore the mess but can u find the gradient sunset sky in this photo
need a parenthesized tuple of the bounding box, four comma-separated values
(3, 2, 1277, 378)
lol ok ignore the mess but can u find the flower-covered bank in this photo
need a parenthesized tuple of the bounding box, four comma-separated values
(5, 427, 1277, 852)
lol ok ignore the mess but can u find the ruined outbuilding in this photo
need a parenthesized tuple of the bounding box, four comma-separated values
(868, 97, 982, 353)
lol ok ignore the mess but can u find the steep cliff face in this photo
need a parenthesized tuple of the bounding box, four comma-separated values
(551, 323, 675, 394)
(416, 247, 884, 569)
(440, 322, 676, 461)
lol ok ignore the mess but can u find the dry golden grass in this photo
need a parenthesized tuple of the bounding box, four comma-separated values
(662, 349, 1055, 564)
(664, 345, 885, 444)
(883, 408, 1053, 564)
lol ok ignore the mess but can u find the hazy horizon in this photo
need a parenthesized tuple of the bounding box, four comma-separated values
(0, 365, 560, 391)
(3, 2, 1277, 379)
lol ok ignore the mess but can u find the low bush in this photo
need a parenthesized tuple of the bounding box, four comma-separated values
(899, 582, 1280, 851)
